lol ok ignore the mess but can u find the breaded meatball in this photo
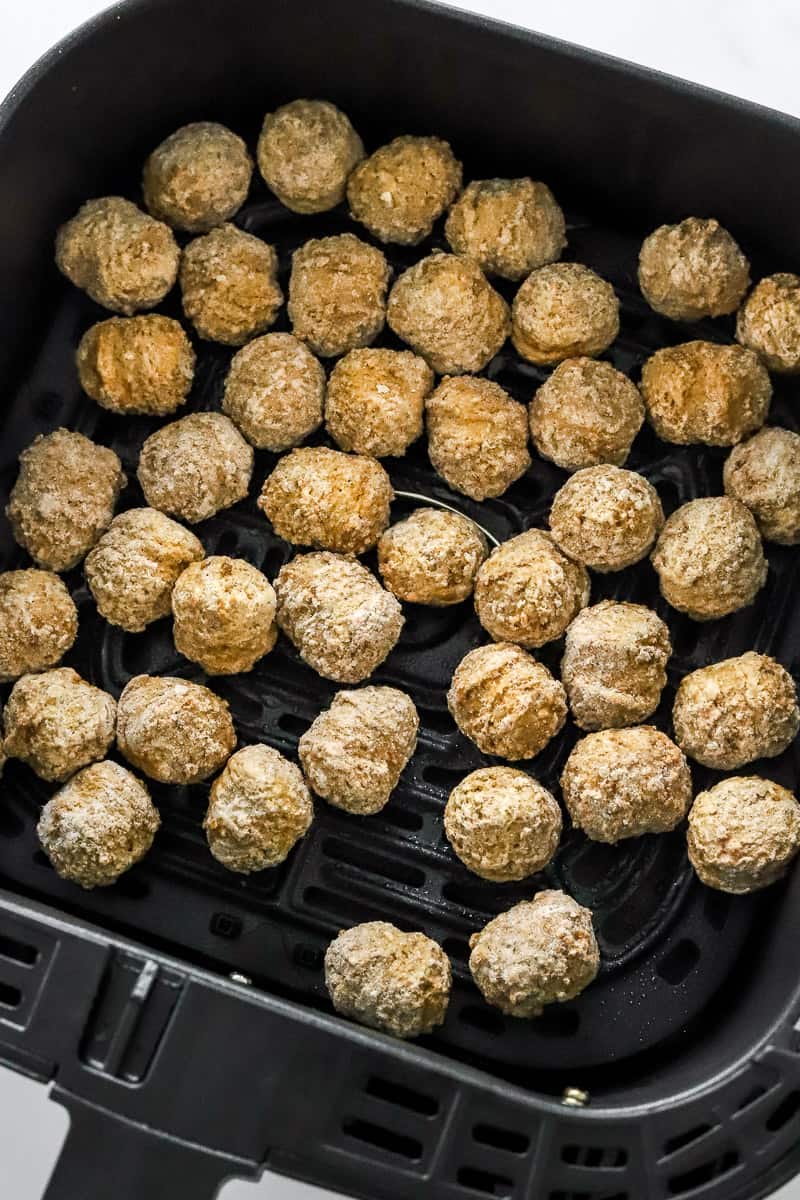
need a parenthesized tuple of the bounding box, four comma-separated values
(448, 642, 567, 760)
(445, 177, 566, 281)
(117, 675, 236, 784)
(511, 262, 619, 365)
(724, 426, 800, 544)
(3, 668, 115, 783)
(469, 891, 599, 1017)
(257, 99, 364, 214)
(7, 429, 126, 572)
(673, 652, 799, 770)
(77, 315, 195, 417)
(222, 332, 325, 451)
(288, 233, 389, 358)
(347, 135, 461, 245)
(387, 252, 509, 375)
(651, 497, 766, 621)
(638, 217, 750, 321)
(529, 358, 644, 471)
(561, 601, 671, 731)
(172, 556, 277, 675)
(474, 529, 589, 649)
(737, 274, 800, 373)
(687, 776, 800, 893)
(137, 412, 253, 524)
(55, 197, 179, 314)
(426, 375, 531, 501)
(377, 507, 487, 606)
(143, 121, 252, 232)
(562, 726, 691, 844)
(204, 744, 313, 872)
(0, 570, 78, 682)
(180, 224, 283, 345)
(549, 466, 664, 572)
(325, 348, 433, 457)
(298, 686, 418, 815)
(444, 766, 561, 881)
(275, 552, 403, 683)
(37, 761, 160, 889)
(325, 922, 451, 1038)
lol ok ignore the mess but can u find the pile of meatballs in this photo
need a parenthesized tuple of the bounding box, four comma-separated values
(2, 99, 800, 1043)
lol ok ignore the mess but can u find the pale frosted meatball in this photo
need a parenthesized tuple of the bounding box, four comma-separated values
(549, 466, 664, 572)
(737, 274, 800, 373)
(3, 668, 115, 782)
(469, 891, 599, 1017)
(387, 252, 510, 375)
(673, 652, 799, 770)
(426, 376, 531, 501)
(143, 121, 252, 232)
(448, 642, 567, 760)
(298, 686, 418, 814)
(325, 348, 433, 457)
(77, 315, 194, 417)
(445, 177, 566, 281)
(137, 412, 253, 524)
(288, 233, 389, 357)
(512, 263, 619, 365)
(444, 767, 561, 881)
(325, 922, 451, 1038)
(378, 508, 488, 606)
(204, 744, 313, 872)
(651, 497, 766, 621)
(180, 224, 282, 345)
(562, 726, 692, 844)
(688, 776, 800, 893)
(638, 217, 750, 321)
(529, 358, 644, 471)
(348, 135, 461, 245)
(222, 333, 325, 451)
(257, 99, 364, 214)
(7, 429, 126, 572)
(55, 197, 179, 314)
(117, 675, 236, 784)
(0, 570, 78, 682)
(275, 552, 403, 683)
(724, 426, 800, 544)
(37, 761, 160, 888)
(172, 556, 277, 675)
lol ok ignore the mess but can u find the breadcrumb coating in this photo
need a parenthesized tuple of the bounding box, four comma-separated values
(222, 333, 325, 452)
(117, 675, 236, 784)
(723, 426, 800, 545)
(378, 508, 488, 606)
(180, 223, 283, 345)
(549, 466, 663, 572)
(3, 668, 115, 783)
(529, 357, 643, 471)
(172, 556, 277, 675)
(325, 348, 433, 458)
(347, 135, 461, 245)
(445, 177, 566, 281)
(137, 412, 253, 524)
(288, 233, 389, 357)
(0, 570, 78, 683)
(737, 273, 800, 373)
(77, 315, 195, 417)
(258, 99, 364, 214)
(638, 217, 750, 321)
(688, 776, 800, 893)
(512, 263, 619, 365)
(426, 375, 531, 501)
(143, 122, 252, 232)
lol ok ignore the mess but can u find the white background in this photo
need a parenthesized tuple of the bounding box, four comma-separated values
(1, 2, 799, 1198)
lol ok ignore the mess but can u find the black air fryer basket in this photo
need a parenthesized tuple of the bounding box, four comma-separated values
(2, 2, 800, 1198)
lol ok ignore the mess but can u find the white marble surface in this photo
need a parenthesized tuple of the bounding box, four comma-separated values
(0, 2, 798, 1198)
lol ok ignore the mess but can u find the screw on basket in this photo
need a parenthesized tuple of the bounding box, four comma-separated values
(229, 971, 252, 986)
(562, 1086, 590, 1107)
(393, 490, 500, 547)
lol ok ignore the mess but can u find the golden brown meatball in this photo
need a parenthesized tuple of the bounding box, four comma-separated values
(529, 358, 644, 471)
(723, 426, 800, 544)
(77, 315, 195, 417)
(222, 333, 324, 452)
(347, 135, 461, 245)
(377, 507, 488, 606)
(117, 675, 236, 784)
(289, 233, 389, 358)
(137, 412, 253, 525)
(387, 252, 509, 375)
(325, 921, 451, 1038)
(0, 570, 78, 683)
(737, 274, 800, 373)
(298, 686, 418, 814)
(426, 375, 531, 501)
(257, 99, 364, 214)
(325, 348, 433, 458)
(445, 177, 566, 281)
(512, 263, 619, 365)
(55, 197, 179, 314)
(7, 429, 126, 572)
(638, 217, 750, 321)
(143, 121, 252, 233)
(549, 466, 664, 571)
(687, 776, 800, 893)
(651, 497, 766, 621)
(3, 668, 115, 783)
(180, 224, 282, 345)
(172, 556, 277, 675)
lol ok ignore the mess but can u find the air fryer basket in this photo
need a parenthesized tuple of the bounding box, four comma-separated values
(2, 2, 800, 1198)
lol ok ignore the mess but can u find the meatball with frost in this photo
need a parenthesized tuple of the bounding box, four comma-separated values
(289, 233, 389, 358)
(172, 556, 277, 675)
(549, 466, 663, 572)
(3, 668, 115, 783)
(688, 776, 800, 893)
(0, 570, 78, 683)
(325, 348, 433, 458)
(180, 224, 283, 345)
(378, 508, 488, 606)
(426, 376, 531, 501)
(143, 121, 252, 232)
(348, 135, 461, 245)
(258, 99, 364, 214)
(724, 426, 800, 544)
(77, 315, 195, 417)
(638, 217, 749, 321)
(222, 333, 325, 452)
(137, 412, 252, 525)
(530, 357, 644, 471)
(117, 675, 236, 785)
(737, 273, 800, 373)
(512, 262, 619, 365)
(445, 177, 566, 280)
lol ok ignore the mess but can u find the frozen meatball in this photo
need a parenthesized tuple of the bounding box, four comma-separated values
(137, 412, 253, 524)
(387, 252, 510, 375)
(3, 668, 115, 783)
(347, 135, 461, 245)
(469, 891, 599, 1018)
(549, 466, 664, 572)
(298, 686, 418, 815)
(638, 217, 750, 321)
(77, 315, 195, 417)
(445, 177, 566, 281)
(673, 652, 799, 770)
(117, 675, 236, 784)
(724, 426, 800, 544)
(222, 332, 325, 451)
(55, 196, 179, 314)
(640, 340, 771, 447)
(562, 727, 691, 843)
(444, 767, 561, 882)
(737, 274, 800, 373)
(257, 98, 364, 214)
(204, 744, 313, 872)
(530, 358, 644, 471)
(0, 570, 78, 682)
(172, 556, 277, 675)
(275, 551, 403, 683)
(474, 530, 589, 649)
(512, 262, 619, 365)
(687, 776, 800, 893)
(426, 375, 531, 501)
(325, 348, 433, 458)
(651, 497, 766, 621)
(288, 233, 389, 357)
(448, 642, 567, 760)
(7, 429, 126, 572)
(562, 601, 671, 731)
(378, 507, 487, 606)
(143, 121, 252, 232)
(180, 223, 282, 345)
(325, 922, 451, 1038)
